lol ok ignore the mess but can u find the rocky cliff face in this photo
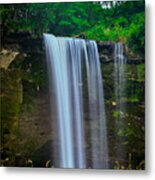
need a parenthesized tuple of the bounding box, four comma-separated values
(98, 41, 144, 64)
(0, 35, 46, 166)
(0, 35, 144, 168)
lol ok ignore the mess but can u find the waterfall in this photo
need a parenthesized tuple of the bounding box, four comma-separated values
(44, 33, 108, 169)
(114, 42, 127, 161)
(114, 43, 126, 113)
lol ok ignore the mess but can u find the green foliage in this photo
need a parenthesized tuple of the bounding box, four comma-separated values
(127, 12, 145, 55)
(85, 1, 145, 56)
(117, 127, 135, 137)
(112, 111, 120, 118)
(1, 1, 145, 56)
(137, 64, 145, 82)
(0, 2, 103, 37)
(114, 153, 145, 170)
(130, 94, 139, 103)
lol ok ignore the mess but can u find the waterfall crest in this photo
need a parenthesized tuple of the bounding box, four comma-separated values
(44, 33, 109, 168)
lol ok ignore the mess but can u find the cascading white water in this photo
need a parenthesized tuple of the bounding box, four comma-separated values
(44, 33, 108, 168)
(114, 43, 127, 113)
(86, 42, 109, 168)
(114, 42, 127, 161)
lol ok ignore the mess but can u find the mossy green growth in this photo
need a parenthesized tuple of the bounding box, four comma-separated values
(112, 111, 120, 118)
(1, 69, 23, 146)
(137, 64, 145, 82)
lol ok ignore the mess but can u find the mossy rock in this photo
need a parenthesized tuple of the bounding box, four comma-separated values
(0, 69, 23, 148)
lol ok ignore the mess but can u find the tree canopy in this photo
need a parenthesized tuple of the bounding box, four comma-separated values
(0, 1, 145, 55)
